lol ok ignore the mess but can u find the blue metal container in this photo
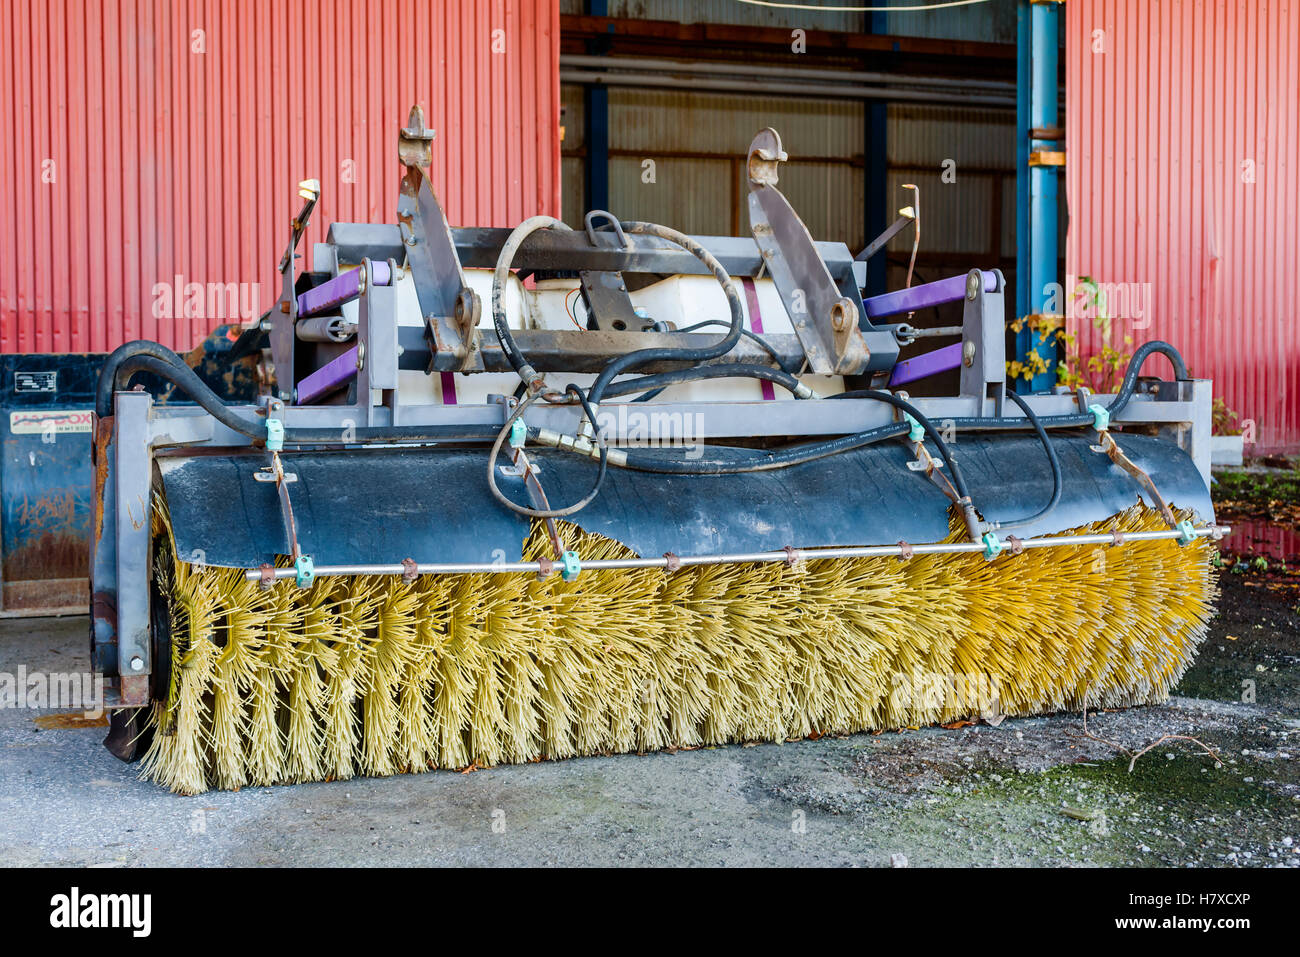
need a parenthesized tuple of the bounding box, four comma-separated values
(0, 354, 104, 615)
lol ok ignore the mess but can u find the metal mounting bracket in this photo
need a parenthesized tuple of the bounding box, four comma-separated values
(395, 105, 483, 373)
(746, 128, 870, 376)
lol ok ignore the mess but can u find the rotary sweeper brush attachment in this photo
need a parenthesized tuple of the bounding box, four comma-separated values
(139, 502, 1215, 795)
(91, 114, 1226, 793)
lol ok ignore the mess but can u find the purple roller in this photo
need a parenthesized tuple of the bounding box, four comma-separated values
(889, 342, 963, 386)
(296, 346, 358, 404)
(296, 261, 392, 318)
(864, 270, 996, 320)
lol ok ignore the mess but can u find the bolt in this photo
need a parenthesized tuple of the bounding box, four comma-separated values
(963, 341, 976, 367)
(129, 656, 145, 672)
(966, 272, 980, 300)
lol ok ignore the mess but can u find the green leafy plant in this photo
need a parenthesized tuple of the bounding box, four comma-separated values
(1008, 277, 1135, 390)
(1212, 397, 1243, 436)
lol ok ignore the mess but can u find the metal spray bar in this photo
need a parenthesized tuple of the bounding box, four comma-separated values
(244, 524, 1230, 583)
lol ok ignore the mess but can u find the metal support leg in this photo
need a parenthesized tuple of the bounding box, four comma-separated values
(583, 0, 610, 214)
(113, 390, 153, 706)
(863, 11, 888, 297)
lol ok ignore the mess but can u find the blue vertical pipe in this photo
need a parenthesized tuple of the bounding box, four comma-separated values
(1015, 3, 1030, 323)
(1015, 0, 1060, 393)
(583, 0, 610, 213)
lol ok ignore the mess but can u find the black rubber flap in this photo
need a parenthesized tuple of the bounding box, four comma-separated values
(156, 433, 1213, 568)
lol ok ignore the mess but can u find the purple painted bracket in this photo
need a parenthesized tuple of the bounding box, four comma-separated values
(296, 261, 392, 318)
(889, 342, 963, 386)
(864, 270, 996, 319)
(296, 346, 358, 404)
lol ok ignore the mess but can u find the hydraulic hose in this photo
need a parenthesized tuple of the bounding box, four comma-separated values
(97, 342, 500, 445)
(491, 216, 573, 394)
(853, 390, 971, 502)
(673, 319, 799, 375)
(601, 363, 811, 401)
(488, 385, 608, 518)
(585, 222, 746, 405)
(607, 389, 961, 484)
(96, 340, 199, 418)
(608, 422, 909, 474)
(990, 388, 1062, 531)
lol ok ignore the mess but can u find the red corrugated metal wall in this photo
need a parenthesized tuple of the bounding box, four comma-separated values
(0, 0, 561, 355)
(1067, 0, 1300, 452)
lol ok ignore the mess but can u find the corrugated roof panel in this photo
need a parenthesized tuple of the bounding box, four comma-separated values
(1066, 0, 1300, 451)
(0, 0, 562, 354)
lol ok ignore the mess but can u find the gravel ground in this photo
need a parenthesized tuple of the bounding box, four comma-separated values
(0, 556, 1296, 868)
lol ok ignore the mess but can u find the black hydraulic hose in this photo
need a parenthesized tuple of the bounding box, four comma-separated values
(488, 385, 608, 518)
(96, 340, 196, 418)
(853, 389, 971, 501)
(491, 216, 572, 393)
(1105, 339, 1190, 413)
(991, 388, 1062, 531)
(586, 222, 746, 405)
(606, 388, 964, 479)
(610, 421, 909, 475)
(98, 343, 501, 445)
(108, 353, 268, 439)
(601, 363, 807, 400)
(674, 320, 799, 374)
(601, 386, 968, 481)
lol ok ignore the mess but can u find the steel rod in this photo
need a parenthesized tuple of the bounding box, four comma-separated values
(559, 54, 1017, 92)
(243, 525, 1230, 582)
(558, 71, 1017, 108)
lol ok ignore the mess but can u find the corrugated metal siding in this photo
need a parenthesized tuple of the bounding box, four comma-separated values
(885, 103, 1014, 261)
(0, 0, 561, 355)
(608, 87, 862, 157)
(887, 103, 1014, 169)
(560, 0, 865, 32)
(564, 84, 864, 245)
(886, 0, 1017, 43)
(1067, 0, 1300, 451)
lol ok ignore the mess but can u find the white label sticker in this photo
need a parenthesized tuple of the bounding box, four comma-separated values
(9, 409, 93, 434)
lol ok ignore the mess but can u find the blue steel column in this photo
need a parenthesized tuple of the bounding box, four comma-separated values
(864, 11, 889, 297)
(583, 1, 610, 213)
(1015, 0, 1060, 393)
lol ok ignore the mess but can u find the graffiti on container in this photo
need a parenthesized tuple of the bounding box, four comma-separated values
(13, 490, 87, 539)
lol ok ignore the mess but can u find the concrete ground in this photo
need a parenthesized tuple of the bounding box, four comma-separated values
(1, 568, 1297, 868)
